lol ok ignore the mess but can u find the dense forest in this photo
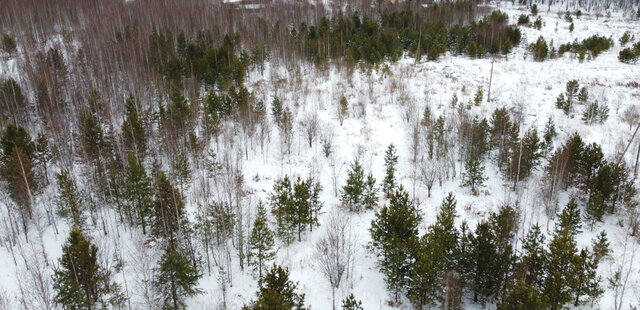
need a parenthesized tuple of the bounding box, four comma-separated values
(1, 0, 640, 309)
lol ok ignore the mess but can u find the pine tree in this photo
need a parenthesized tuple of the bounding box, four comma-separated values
(542, 226, 579, 310)
(2, 34, 17, 55)
(382, 144, 398, 197)
(519, 224, 547, 286)
(153, 171, 186, 248)
(369, 186, 422, 303)
(469, 220, 499, 305)
(292, 177, 311, 242)
(56, 168, 85, 229)
(121, 94, 147, 159)
(362, 173, 378, 209)
(338, 96, 348, 126)
(248, 264, 306, 310)
(154, 246, 202, 310)
(497, 280, 545, 310)
(34, 132, 53, 184)
(123, 154, 153, 234)
(270, 176, 296, 244)
(271, 96, 283, 126)
(572, 248, 602, 306)
(463, 157, 486, 195)
(307, 178, 323, 232)
(558, 197, 582, 235)
(341, 159, 365, 212)
(52, 227, 125, 310)
(591, 231, 610, 262)
(0, 124, 37, 220)
(249, 203, 276, 279)
(341, 294, 363, 310)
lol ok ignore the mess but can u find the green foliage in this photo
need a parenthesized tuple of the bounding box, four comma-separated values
(531, 4, 538, 15)
(56, 168, 85, 228)
(154, 246, 202, 310)
(0, 124, 36, 215)
(382, 144, 398, 197)
(462, 157, 486, 195)
(341, 294, 363, 310)
(559, 198, 582, 235)
(362, 173, 378, 209)
(591, 231, 610, 262)
(531, 36, 549, 61)
(271, 96, 283, 126)
(52, 227, 126, 310)
(369, 186, 422, 302)
(122, 154, 154, 234)
(121, 94, 147, 159)
(153, 171, 186, 247)
(542, 226, 579, 309)
(569, 22, 574, 32)
(2, 34, 17, 55)
(558, 35, 614, 59)
(0, 78, 27, 122)
(341, 159, 365, 212)
(270, 176, 322, 243)
(249, 203, 276, 278)
(519, 225, 547, 287)
(248, 264, 306, 310)
(498, 280, 546, 310)
(518, 14, 531, 25)
(619, 31, 632, 45)
(474, 86, 484, 105)
(618, 43, 640, 63)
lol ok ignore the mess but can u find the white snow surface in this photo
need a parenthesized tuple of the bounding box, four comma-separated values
(1, 2, 640, 309)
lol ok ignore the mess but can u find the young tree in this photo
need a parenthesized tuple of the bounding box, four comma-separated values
(123, 154, 154, 234)
(362, 173, 378, 209)
(369, 186, 422, 303)
(341, 294, 363, 310)
(52, 227, 125, 310)
(249, 202, 276, 278)
(542, 226, 579, 310)
(462, 157, 486, 195)
(341, 159, 365, 212)
(382, 144, 398, 197)
(497, 280, 545, 310)
(247, 264, 306, 310)
(271, 96, 283, 126)
(518, 224, 547, 287)
(56, 168, 85, 229)
(270, 176, 296, 244)
(338, 96, 348, 126)
(2, 34, 17, 55)
(121, 94, 147, 160)
(152, 171, 186, 248)
(315, 212, 356, 310)
(154, 246, 202, 310)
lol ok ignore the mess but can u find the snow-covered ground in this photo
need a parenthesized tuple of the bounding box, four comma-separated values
(1, 2, 639, 309)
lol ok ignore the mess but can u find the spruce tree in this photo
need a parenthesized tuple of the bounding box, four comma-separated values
(542, 226, 579, 310)
(462, 156, 486, 195)
(249, 203, 276, 279)
(591, 231, 610, 262)
(52, 227, 125, 310)
(341, 159, 365, 212)
(382, 144, 398, 197)
(56, 168, 85, 229)
(154, 246, 202, 310)
(558, 198, 582, 235)
(249, 264, 306, 310)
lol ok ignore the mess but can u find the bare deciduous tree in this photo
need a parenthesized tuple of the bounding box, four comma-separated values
(302, 111, 319, 148)
(315, 211, 357, 310)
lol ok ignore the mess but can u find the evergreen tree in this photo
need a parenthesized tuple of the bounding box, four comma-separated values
(249, 203, 276, 278)
(52, 227, 125, 310)
(154, 246, 202, 310)
(270, 176, 296, 244)
(369, 186, 422, 303)
(469, 220, 499, 305)
(572, 248, 602, 306)
(2, 34, 17, 55)
(543, 117, 557, 154)
(56, 168, 85, 229)
(341, 294, 363, 310)
(271, 96, 283, 126)
(341, 159, 365, 212)
(123, 154, 153, 234)
(519, 224, 547, 286)
(362, 173, 378, 209)
(542, 226, 579, 310)
(497, 280, 546, 310)
(591, 231, 610, 262)
(152, 171, 186, 248)
(248, 264, 306, 310)
(558, 197, 582, 235)
(121, 94, 147, 159)
(382, 144, 398, 197)
(338, 96, 348, 126)
(462, 157, 486, 195)
(34, 132, 53, 184)
(0, 124, 37, 219)
(292, 177, 311, 242)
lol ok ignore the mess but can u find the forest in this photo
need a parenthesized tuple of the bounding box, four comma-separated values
(1, 0, 640, 309)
